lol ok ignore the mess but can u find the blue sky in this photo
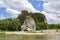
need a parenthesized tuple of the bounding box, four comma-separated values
(0, 0, 60, 24)
(29, 0, 44, 11)
(0, 0, 44, 19)
(0, 7, 12, 18)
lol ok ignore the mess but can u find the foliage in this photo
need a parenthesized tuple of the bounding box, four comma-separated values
(18, 10, 31, 25)
(48, 24, 60, 29)
(0, 18, 20, 31)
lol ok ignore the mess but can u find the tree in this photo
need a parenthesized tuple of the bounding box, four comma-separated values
(18, 10, 31, 25)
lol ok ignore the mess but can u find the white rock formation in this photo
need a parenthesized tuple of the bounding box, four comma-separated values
(21, 16, 36, 31)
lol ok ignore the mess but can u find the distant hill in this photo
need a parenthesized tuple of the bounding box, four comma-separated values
(18, 10, 47, 30)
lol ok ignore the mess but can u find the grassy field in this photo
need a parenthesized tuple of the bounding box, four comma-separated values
(0, 30, 60, 40)
(0, 34, 48, 40)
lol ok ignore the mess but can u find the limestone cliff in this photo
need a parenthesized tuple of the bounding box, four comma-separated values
(21, 16, 36, 31)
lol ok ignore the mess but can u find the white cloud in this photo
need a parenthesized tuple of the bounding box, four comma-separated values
(0, 1, 4, 7)
(6, 8, 20, 15)
(0, 0, 39, 18)
(3, 0, 38, 12)
(42, 0, 60, 24)
(6, 8, 21, 18)
(0, 14, 6, 20)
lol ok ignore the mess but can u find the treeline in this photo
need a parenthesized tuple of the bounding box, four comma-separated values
(0, 10, 60, 31)
(48, 24, 60, 29)
(0, 18, 20, 31)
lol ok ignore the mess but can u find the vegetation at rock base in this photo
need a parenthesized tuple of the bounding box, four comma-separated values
(0, 10, 60, 31)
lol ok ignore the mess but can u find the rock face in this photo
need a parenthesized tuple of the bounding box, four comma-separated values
(21, 16, 36, 31)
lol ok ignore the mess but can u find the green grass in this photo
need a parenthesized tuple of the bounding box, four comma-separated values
(0, 32, 6, 37)
(0, 32, 59, 40)
(0, 34, 47, 40)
